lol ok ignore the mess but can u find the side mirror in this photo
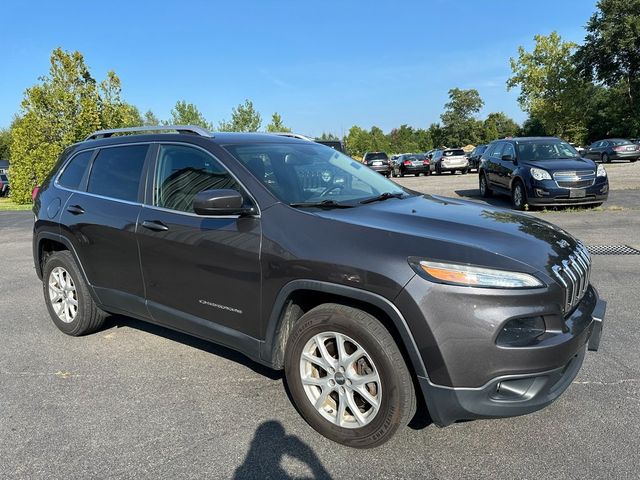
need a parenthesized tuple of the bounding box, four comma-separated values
(501, 154, 514, 162)
(193, 189, 254, 216)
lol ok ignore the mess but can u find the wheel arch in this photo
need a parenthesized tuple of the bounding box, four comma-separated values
(261, 280, 428, 381)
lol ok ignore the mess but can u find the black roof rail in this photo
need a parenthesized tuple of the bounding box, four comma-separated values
(84, 125, 213, 141)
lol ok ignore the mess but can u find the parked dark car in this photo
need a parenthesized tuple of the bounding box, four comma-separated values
(468, 145, 488, 171)
(431, 148, 470, 174)
(362, 151, 391, 176)
(391, 153, 430, 177)
(479, 137, 609, 210)
(33, 126, 606, 448)
(0, 173, 9, 197)
(316, 139, 345, 153)
(584, 138, 639, 163)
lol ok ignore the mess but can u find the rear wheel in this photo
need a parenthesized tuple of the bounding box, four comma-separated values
(284, 304, 415, 448)
(42, 251, 107, 336)
(512, 180, 527, 210)
(602, 153, 611, 163)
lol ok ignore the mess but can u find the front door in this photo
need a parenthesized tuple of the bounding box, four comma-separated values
(137, 143, 262, 341)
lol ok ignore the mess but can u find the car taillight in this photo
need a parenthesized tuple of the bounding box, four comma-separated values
(423, 160, 430, 165)
(613, 146, 624, 151)
(403, 160, 412, 165)
(32, 186, 40, 201)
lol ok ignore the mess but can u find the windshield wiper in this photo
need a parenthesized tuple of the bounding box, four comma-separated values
(289, 200, 353, 209)
(359, 192, 405, 204)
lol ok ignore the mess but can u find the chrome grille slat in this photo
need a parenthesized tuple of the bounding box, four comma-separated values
(552, 243, 592, 315)
(552, 170, 596, 189)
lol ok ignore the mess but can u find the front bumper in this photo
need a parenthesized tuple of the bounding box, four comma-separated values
(395, 273, 606, 426)
(526, 177, 609, 206)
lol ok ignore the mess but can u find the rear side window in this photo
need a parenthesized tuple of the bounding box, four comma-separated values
(87, 145, 148, 202)
(154, 144, 239, 213)
(58, 150, 93, 189)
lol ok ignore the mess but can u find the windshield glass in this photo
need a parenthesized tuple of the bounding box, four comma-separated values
(224, 142, 407, 205)
(516, 141, 579, 161)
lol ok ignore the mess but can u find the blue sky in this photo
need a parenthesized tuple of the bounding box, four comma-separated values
(1, 0, 597, 137)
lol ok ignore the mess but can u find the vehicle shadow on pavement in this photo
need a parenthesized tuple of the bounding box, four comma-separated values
(454, 189, 513, 208)
(233, 420, 333, 480)
(103, 314, 282, 380)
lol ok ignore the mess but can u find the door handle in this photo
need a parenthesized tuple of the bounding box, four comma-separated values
(66, 205, 85, 215)
(141, 220, 169, 232)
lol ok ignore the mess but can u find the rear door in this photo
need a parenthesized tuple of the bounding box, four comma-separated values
(496, 142, 517, 189)
(59, 143, 150, 317)
(484, 142, 504, 186)
(137, 143, 262, 341)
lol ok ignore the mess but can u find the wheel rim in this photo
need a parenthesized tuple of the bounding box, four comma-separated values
(48, 267, 78, 323)
(514, 185, 523, 207)
(299, 331, 382, 429)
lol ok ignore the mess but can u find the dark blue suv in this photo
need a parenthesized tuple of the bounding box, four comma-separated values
(479, 137, 609, 210)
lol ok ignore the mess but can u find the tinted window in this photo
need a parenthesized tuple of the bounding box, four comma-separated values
(87, 145, 148, 202)
(489, 143, 504, 158)
(502, 143, 516, 158)
(155, 145, 239, 213)
(364, 152, 389, 161)
(58, 150, 93, 189)
(610, 139, 632, 146)
(443, 149, 465, 156)
(0, 174, 7, 182)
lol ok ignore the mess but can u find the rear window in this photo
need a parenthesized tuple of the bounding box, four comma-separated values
(611, 139, 632, 146)
(58, 150, 93, 190)
(443, 149, 465, 156)
(87, 145, 148, 202)
(364, 152, 388, 161)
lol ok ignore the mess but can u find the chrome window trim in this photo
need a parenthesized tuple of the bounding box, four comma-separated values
(151, 141, 261, 218)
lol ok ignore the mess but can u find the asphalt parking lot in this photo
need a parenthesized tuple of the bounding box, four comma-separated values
(1, 163, 639, 479)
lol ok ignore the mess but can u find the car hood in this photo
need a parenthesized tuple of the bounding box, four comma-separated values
(315, 194, 581, 277)
(523, 157, 596, 171)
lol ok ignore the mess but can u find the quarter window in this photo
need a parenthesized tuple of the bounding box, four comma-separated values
(58, 150, 93, 189)
(154, 144, 239, 213)
(87, 145, 148, 202)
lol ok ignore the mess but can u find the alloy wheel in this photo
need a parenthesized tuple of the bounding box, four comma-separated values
(48, 267, 78, 323)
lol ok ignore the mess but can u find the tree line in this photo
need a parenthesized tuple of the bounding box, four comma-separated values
(1, 0, 637, 203)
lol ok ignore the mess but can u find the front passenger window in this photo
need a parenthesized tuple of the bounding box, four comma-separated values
(154, 145, 240, 213)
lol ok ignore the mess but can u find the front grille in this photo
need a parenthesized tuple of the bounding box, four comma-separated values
(551, 243, 591, 315)
(553, 170, 595, 189)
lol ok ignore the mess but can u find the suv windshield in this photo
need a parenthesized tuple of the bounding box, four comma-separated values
(224, 143, 407, 206)
(517, 141, 579, 161)
(443, 149, 465, 156)
(364, 152, 388, 161)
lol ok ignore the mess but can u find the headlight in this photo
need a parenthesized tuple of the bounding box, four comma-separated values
(415, 260, 544, 288)
(530, 167, 551, 181)
(597, 164, 607, 177)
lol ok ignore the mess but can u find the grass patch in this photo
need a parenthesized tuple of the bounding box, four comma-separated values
(0, 198, 33, 211)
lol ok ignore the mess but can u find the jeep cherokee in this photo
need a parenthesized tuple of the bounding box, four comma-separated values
(33, 125, 606, 448)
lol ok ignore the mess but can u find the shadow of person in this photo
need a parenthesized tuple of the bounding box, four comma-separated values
(234, 421, 332, 480)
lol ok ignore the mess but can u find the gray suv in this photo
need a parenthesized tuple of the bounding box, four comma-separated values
(33, 126, 606, 448)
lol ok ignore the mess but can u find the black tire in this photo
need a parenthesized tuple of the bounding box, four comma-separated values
(425, 169, 430, 176)
(479, 172, 492, 198)
(461, 168, 468, 175)
(399, 169, 404, 178)
(512, 180, 527, 210)
(630, 158, 637, 163)
(42, 250, 107, 336)
(602, 153, 611, 164)
(284, 303, 416, 448)
(435, 164, 442, 175)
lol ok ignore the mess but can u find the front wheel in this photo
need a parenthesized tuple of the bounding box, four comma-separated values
(512, 181, 527, 210)
(284, 304, 416, 448)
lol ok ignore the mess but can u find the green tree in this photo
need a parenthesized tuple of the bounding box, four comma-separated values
(428, 123, 447, 149)
(507, 32, 588, 143)
(520, 116, 547, 137)
(318, 132, 339, 141)
(344, 125, 371, 158)
(414, 128, 433, 152)
(265, 112, 290, 132)
(10, 48, 139, 203)
(168, 100, 213, 130)
(482, 112, 519, 142)
(368, 126, 389, 152)
(219, 99, 262, 132)
(143, 110, 160, 126)
(388, 124, 419, 153)
(0, 127, 11, 160)
(440, 88, 484, 146)
(575, 0, 640, 135)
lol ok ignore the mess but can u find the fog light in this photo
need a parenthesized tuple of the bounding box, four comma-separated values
(535, 188, 548, 197)
(496, 316, 546, 347)
(600, 184, 608, 194)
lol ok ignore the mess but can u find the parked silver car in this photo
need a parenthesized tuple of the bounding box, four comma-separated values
(432, 148, 470, 175)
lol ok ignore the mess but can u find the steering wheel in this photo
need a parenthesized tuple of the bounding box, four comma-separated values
(320, 185, 344, 197)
